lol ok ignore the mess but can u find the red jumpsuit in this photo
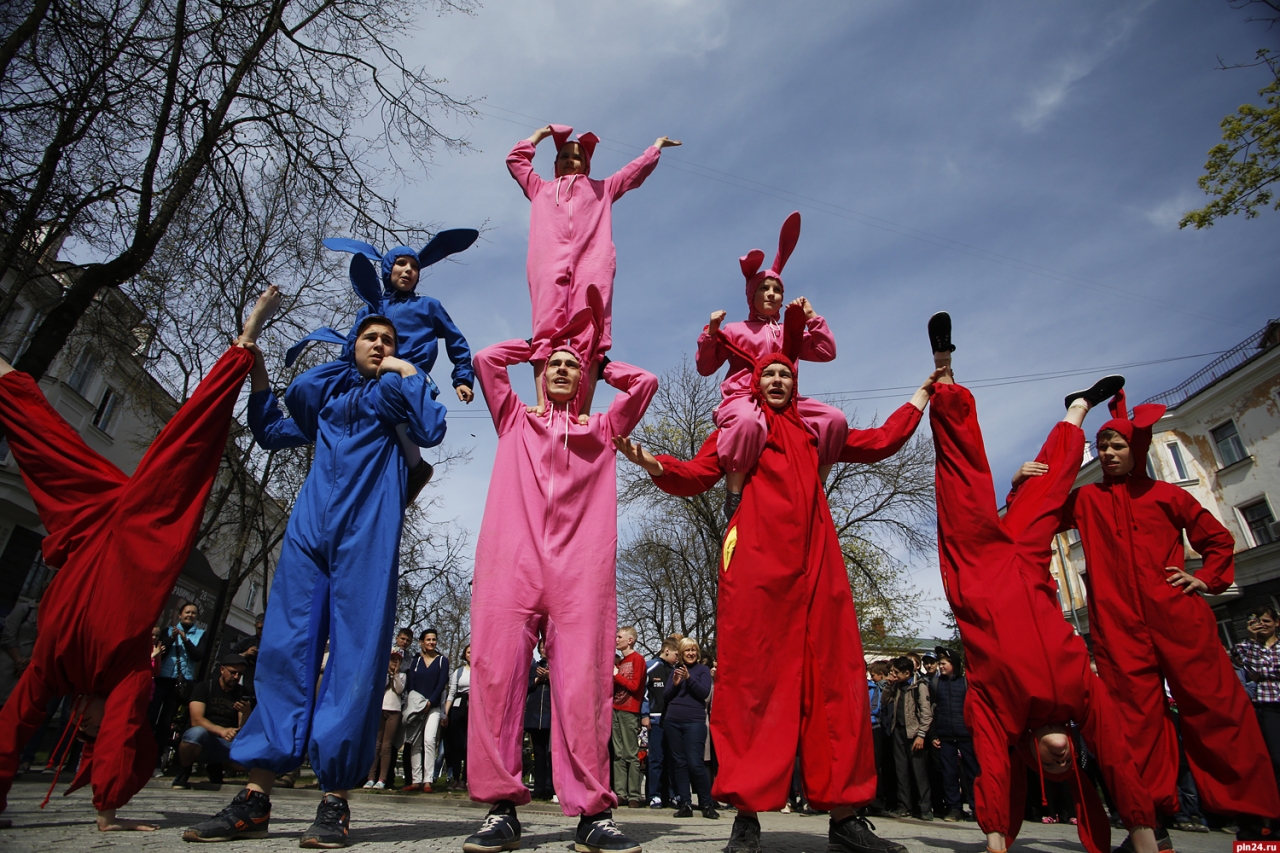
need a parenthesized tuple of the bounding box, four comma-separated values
(0, 346, 252, 816)
(651, 352, 922, 813)
(931, 382, 1155, 853)
(1053, 391, 1280, 819)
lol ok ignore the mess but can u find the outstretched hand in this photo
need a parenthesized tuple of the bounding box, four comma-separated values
(654, 136, 682, 150)
(1011, 461, 1050, 488)
(612, 436, 663, 476)
(1166, 566, 1208, 596)
(237, 285, 282, 347)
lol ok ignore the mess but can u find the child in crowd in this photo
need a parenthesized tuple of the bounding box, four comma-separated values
(507, 124, 680, 420)
(696, 211, 848, 518)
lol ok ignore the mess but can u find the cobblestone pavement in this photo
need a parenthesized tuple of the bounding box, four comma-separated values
(0, 778, 1232, 852)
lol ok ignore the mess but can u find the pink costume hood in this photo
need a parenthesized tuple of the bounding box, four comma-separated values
(740, 211, 801, 319)
(550, 125, 600, 176)
(1096, 389, 1165, 481)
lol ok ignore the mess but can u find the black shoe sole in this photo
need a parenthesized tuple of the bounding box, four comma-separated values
(1064, 374, 1124, 411)
(928, 312, 955, 354)
(462, 842, 521, 853)
(182, 829, 269, 842)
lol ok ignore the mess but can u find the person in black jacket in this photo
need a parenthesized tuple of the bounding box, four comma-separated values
(644, 640, 678, 808)
(525, 639, 553, 800)
(929, 650, 978, 822)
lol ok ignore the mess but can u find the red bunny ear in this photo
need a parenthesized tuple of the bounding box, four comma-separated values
(577, 131, 599, 161)
(1130, 403, 1166, 430)
(772, 211, 801, 275)
(1107, 388, 1129, 421)
(550, 124, 573, 152)
(740, 249, 766, 280)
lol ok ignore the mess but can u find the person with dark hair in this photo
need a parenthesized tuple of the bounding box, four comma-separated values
(364, 648, 404, 790)
(1237, 605, 1280, 799)
(172, 656, 252, 788)
(866, 661, 893, 814)
(525, 639, 553, 801)
(645, 641, 679, 808)
(150, 601, 209, 766)
(402, 629, 448, 793)
(885, 658, 932, 820)
(184, 311, 448, 847)
(929, 652, 977, 822)
(442, 644, 471, 790)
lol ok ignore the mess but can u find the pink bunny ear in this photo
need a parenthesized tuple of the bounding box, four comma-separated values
(550, 125, 573, 152)
(1107, 388, 1129, 421)
(577, 132, 599, 161)
(740, 249, 766, 280)
(1130, 403, 1166, 430)
(771, 211, 801, 275)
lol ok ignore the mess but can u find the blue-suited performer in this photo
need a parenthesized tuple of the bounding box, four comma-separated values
(183, 313, 447, 848)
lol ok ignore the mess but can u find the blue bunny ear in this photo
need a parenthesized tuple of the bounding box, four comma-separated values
(349, 255, 381, 311)
(418, 229, 479, 269)
(285, 327, 348, 367)
(323, 237, 383, 263)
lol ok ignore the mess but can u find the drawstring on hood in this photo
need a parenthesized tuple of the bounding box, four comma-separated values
(1096, 389, 1165, 483)
(740, 211, 801, 321)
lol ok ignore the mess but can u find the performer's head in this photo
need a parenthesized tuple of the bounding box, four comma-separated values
(555, 141, 589, 177)
(386, 252, 420, 293)
(1032, 723, 1073, 776)
(752, 277, 785, 319)
(1095, 428, 1134, 478)
(757, 358, 795, 411)
(353, 315, 398, 378)
(545, 348, 584, 404)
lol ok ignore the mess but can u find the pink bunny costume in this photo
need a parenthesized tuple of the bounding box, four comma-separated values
(507, 125, 663, 365)
(695, 212, 849, 471)
(467, 332, 657, 816)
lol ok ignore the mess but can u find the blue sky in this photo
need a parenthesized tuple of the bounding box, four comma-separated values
(379, 1, 1280, 637)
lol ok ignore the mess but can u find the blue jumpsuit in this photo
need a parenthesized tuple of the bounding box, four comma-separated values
(230, 362, 447, 791)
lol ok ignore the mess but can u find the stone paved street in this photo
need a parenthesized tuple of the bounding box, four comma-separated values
(0, 778, 1234, 852)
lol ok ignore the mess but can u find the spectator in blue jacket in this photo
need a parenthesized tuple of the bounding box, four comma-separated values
(928, 650, 977, 822)
(663, 638, 717, 819)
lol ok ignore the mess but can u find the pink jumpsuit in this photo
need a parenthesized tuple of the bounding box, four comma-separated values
(467, 339, 657, 816)
(507, 136, 662, 364)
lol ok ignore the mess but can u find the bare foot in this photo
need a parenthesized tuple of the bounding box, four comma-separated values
(238, 285, 282, 346)
(96, 810, 158, 831)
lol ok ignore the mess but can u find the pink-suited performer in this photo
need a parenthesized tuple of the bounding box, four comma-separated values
(462, 307, 658, 853)
(507, 124, 679, 418)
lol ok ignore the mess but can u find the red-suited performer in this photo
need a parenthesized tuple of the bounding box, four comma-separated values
(613, 306, 937, 853)
(1010, 382, 1280, 840)
(0, 288, 281, 833)
(924, 312, 1161, 853)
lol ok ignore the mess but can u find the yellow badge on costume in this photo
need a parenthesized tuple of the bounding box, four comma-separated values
(722, 526, 737, 574)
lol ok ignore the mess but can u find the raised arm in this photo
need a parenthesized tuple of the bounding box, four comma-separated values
(797, 312, 837, 364)
(838, 369, 941, 464)
(506, 138, 546, 201)
(474, 340, 533, 435)
(604, 144, 663, 202)
(655, 432, 727, 496)
(695, 314, 729, 377)
(602, 360, 659, 438)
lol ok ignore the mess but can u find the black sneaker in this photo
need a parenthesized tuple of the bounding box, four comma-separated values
(727, 815, 762, 853)
(575, 813, 641, 853)
(829, 815, 907, 853)
(206, 763, 224, 785)
(182, 788, 272, 842)
(943, 809, 963, 823)
(1064, 375, 1124, 411)
(928, 312, 955, 354)
(300, 794, 350, 849)
(919, 811, 933, 821)
(701, 805, 720, 819)
(673, 804, 694, 818)
(463, 809, 521, 853)
(172, 765, 193, 789)
(1236, 820, 1275, 842)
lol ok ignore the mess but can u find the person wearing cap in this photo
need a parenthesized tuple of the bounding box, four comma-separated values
(1016, 388, 1280, 839)
(925, 311, 1159, 853)
(183, 313, 447, 847)
(463, 328, 656, 853)
(0, 289, 281, 833)
(507, 123, 679, 418)
(615, 308, 939, 853)
(171, 655, 252, 789)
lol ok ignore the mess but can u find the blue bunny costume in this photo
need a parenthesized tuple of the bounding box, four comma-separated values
(229, 324, 448, 791)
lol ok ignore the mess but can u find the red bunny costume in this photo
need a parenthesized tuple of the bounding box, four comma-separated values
(0, 347, 253, 819)
(695, 212, 850, 471)
(648, 317, 921, 812)
(1048, 390, 1280, 820)
(931, 381, 1156, 853)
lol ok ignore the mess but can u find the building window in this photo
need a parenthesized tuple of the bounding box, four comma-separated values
(1241, 500, 1277, 547)
(1166, 443, 1189, 481)
(91, 388, 119, 434)
(1211, 420, 1248, 467)
(67, 349, 99, 397)
(1146, 456, 1158, 480)
(3, 306, 43, 362)
(246, 580, 259, 611)
(1065, 528, 1081, 545)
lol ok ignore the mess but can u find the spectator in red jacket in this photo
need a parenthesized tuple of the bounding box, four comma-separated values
(612, 627, 646, 807)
